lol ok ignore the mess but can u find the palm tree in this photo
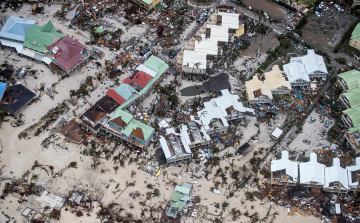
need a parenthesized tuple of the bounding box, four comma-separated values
(191, 62, 201, 74)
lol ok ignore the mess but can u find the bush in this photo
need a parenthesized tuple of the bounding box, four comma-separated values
(334, 43, 341, 53)
(335, 57, 347, 64)
(340, 20, 360, 44)
(271, 0, 297, 12)
(295, 16, 308, 30)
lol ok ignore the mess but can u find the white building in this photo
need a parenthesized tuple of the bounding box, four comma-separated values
(270, 151, 298, 186)
(283, 61, 310, 87)
(181, 122, 211, 148)
(283, 50, 328, 87)
(196, 89, 254, 135)
(182, 50, 207, 74)
(299, 153, 325, 188)
(194, 35, 219, 56)
(290, 49, 328, 79)
(159, 128, 193, 163)
(206, 24, 229, 43)
(346, 157, 360, 191)
(324, 158, 349, 193)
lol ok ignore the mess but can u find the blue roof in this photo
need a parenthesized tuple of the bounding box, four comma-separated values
(115, 83, 138, 100)
(0, 16, 36, 42)
(0, 82, 7, 101)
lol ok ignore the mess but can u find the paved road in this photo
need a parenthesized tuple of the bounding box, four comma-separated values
(183, 0, 288, 34)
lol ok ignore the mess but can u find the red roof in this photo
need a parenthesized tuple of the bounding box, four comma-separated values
(50, 36, 87, 72)
(123, 77, 132, 85)
(132, 71, 153, 88)
(106, 89, 126, 105)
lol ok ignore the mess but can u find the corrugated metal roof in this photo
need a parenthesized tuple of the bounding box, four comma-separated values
(351, 23, 360, 39)
(106, 89, 127, 105)
(122, 118, 154, 141)
(23, 20, 65, 53)
(324, 158, 349, 189)
(50, 36, 87, 72)
(115, 83, 138, 100)
(343, 107, 360, 127)
(338, 69, 360, 90)
(342, 88, 360, 108)
(143, 55, 169, 74)
(109, 109, 133, 124)
(174, 186, 190, 195)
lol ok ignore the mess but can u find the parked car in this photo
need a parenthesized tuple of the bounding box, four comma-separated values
(263, 12, 269, 19)
(193, 10, 197, 16)
(288, 13, 293, 19)
(334, 4, 340, 11)
(325, 120, 330, 127)
(308, 117, 316, 123)
(286, 26, 293, 31)
(330, 195, 338, 204)
(328, 1, 334, 5)
(315, 11, 320, 17)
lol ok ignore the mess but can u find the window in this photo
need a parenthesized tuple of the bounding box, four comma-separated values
(118, 127, 122, 130)
(139, 140, 143, 144)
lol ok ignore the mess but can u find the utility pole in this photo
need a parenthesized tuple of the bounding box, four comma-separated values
(0, 139, 3, 148)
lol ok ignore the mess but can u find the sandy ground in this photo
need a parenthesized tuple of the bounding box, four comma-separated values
(0, 3, 322, 223)
(285, 111, 332, 156)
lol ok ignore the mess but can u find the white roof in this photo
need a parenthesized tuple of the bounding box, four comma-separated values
(283, 61, 310, 83)
(206, 24, 229, 42)
(159, 119, 169, 129)
(270, 151, 298, 182)
(182, 50, 207, 69)
(198, 89, 250, 131)
(136, 64, 157, 77)
(0, 39, 23, 53)
(299, 153, 325, 185)
(218, 12, 240, 29)
(346, 157, 360, 188)
(324, 158, 349, 189)
(194, 36, 218, 55)
(181, 125, 192, 145)
(160, 136, 172, 159)
(271, 128, 283, 139)
(292, 49, 328, 74)
(42, 57, 52, 65)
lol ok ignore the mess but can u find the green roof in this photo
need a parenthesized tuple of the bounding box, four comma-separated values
(23, 20, 65, 53)
(352, 23, 360, 39)
(122, 118, 154, 141)
(342, 88, 360, 108)
(143, 55, 169, 75)
(110, 109, 133, 124)
(171, 201, 186, 210)
(140, 0, 153, 5)
(174, 186, 190, 195)
(117, 56, 168, 111)
(155, 3, 164, 9)
(95, 27, 105, 34)
(343, 107, 360, 127)
(348, 126, 360, 134)
(338, 70, 360, 90)
(171, 192, 182, 202)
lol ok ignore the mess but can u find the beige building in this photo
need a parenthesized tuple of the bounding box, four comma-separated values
(350, 23, 360, 51)
(129, 0, 160, 10)
(245, 65, 291, 104)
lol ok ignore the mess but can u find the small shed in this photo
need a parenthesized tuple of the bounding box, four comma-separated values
(271, 128, 283, 140)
